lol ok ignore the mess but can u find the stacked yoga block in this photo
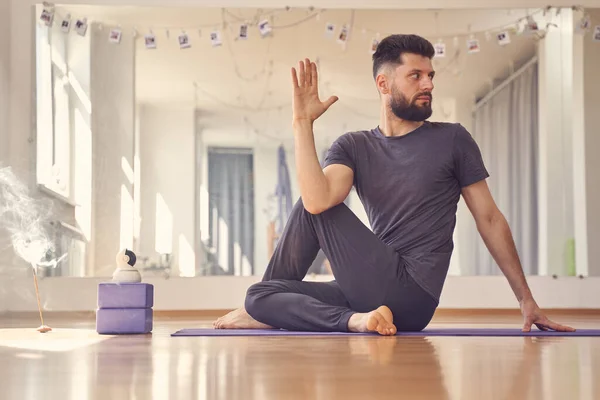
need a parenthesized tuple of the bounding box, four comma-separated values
(96, 282, 154, 334)
(96, 249, 154, 334)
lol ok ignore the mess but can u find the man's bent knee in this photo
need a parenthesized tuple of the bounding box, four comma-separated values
(244, 282, 272, 321)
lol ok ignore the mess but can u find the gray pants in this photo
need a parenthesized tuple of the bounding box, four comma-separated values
(245, 198, 438, 332)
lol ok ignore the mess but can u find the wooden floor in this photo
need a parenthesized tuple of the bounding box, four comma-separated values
(0, 311, 599, 400)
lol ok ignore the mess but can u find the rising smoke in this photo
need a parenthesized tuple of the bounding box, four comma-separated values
(0, 166, 58, 270)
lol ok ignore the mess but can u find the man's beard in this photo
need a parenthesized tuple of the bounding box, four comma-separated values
(389, 87, 433, 121)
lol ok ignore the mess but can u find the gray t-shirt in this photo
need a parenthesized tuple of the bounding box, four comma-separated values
(323, 121, 489, 301)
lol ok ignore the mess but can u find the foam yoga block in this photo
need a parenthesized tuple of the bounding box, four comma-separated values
(96, 308, 153, 334)
(97, 282, 154, 308)
(96, 279, 154, 334)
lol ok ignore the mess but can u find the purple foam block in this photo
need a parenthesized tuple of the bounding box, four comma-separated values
(96, 308, 153, 334)
(98, 282, 154, 309)
(171, 328, 600, 337)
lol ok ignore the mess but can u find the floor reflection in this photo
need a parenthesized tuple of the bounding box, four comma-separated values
(0, 318, 598, 400)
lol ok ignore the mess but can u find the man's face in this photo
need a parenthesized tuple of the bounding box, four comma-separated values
(387, 53, 435, 121)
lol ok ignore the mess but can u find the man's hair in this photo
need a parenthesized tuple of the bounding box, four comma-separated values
(372, 34, 435, 80)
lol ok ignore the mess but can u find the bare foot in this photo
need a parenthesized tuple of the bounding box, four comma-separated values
(213, 308, 273, 329)
(348, 305, 397, 336)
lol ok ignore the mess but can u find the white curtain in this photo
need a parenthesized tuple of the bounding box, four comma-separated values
(466, 60, 538, 275)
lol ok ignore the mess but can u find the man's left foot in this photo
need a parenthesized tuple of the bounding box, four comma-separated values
(347, 305, 397, 336)
(213, 308, 273, 329)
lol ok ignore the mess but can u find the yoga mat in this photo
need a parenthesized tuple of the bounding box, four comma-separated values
(171, 328, 600, 337)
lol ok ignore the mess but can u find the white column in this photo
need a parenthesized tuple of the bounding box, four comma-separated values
(90, 23, 136, 276)
(0, 0, 8, 165)
(537, 8, 599, 277)
(581, 9, 600, 276)
(537, 9, 576, 276)
(571, 8, 588, 277)
(0, 0, 9, 311)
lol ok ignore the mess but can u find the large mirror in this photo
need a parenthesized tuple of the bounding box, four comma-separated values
(15, 4, 598, 279)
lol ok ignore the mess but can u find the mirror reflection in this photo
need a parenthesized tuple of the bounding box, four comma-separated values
(23, 5, 598, 278)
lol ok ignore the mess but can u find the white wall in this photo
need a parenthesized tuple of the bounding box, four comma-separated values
(0, 0, 11, 297)
(2, 1, 600, 313)
(453, 93, 478, 276)
(138, 105, 196, 277)
(0, 0, 8, 168)
(583, 9, 600, 276)
(3, 275, 600, 312)
(90, 23, 136, 275)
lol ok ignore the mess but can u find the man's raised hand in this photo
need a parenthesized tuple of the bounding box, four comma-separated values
(291, 58, 338, 124)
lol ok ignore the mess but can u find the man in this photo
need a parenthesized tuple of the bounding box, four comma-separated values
(214, 34, 575, 335)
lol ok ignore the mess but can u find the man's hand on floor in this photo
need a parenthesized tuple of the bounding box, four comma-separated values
(520, 297, 576, 332)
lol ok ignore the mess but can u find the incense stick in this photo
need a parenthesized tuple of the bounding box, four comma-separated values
(32, 267, 51, 333)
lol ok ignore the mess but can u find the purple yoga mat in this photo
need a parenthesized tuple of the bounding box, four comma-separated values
(171, 328, 600, 337)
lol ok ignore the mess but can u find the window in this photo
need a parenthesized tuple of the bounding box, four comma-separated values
(35, 22, 73, 203)
(201, 147, 255, 276)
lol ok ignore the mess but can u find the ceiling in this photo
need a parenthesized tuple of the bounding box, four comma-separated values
(56, 5, 543, 137)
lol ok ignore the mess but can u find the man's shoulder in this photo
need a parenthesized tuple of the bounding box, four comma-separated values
(333, 129, 374, 146)
(424, 121, 464, 132)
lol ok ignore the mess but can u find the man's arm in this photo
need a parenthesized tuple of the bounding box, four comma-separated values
(460, 180, 532, 302)
(461, 179, 575, 332)
(293, 120, 353, 214)
(290, 57, 352, 214)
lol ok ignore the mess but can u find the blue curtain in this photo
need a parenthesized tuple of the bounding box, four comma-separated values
(206, 147, 254, 276)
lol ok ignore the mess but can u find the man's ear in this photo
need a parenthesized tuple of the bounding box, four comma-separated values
(376, 73, 390, 95)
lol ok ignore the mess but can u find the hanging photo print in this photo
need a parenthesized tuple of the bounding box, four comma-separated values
(576, 14, 591, 34)
(325, 23, 335, 38)
(338, 25, 349, 44)
(60, 15, 71, 33)
(497, 31, 511, 46)
(109, 28, 122, 44)
(179, 32, 191, 49)
(238, 24, 248, 40)
(467, 38, 480, 53)
(39, 6, 54, 27)
(144, 33, 156, 49)
(524, 15, 539, 34)
(594, 25, 600, 41)
(258, 19, 272, 37)
(434, 42, 446, 57)
(75, 18, 88, 37)
(370, 38, 380, 54)
(210, 30, 222, 47)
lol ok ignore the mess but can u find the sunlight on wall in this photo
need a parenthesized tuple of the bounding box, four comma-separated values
(133, 153, 141, 247)
(178, 234, 196, 277)
(234, 241, 242, 276)
(217, 215, 229, 273)
(53, 75, 70, 194)
(35, 25, 53, 187)
(50, 38, 67, 75)
(233, 242, 253, 276)
(74, 109, 92, 241)
(200, 183, 210, 242)
(448, 230, 462, 276)
(242, 255, 252, 276)
(120, 184, 134, 251)
(121, 156, 134, 185)
(155, 193, 173, 254)
(67, 70, 92, 115)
